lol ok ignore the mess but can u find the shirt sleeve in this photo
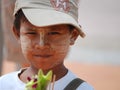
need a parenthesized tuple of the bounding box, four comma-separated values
(0, 77, 3, 89)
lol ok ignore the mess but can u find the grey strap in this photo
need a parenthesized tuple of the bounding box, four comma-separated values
(64, 78, 84, 90)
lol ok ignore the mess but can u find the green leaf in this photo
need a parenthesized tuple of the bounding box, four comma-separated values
(25, 69, 53, 90)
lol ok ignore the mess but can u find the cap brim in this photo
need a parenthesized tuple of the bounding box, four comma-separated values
(22, 9, 85, 38)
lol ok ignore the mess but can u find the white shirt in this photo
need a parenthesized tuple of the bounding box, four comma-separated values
(0, 69, 94, 90)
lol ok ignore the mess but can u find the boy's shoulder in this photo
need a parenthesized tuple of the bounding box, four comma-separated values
(65, 70, 94, 90)
(0, 71, 19, 83)
(0, 71, 19, 84)
(0, 71, 21, 89)
(54, 70, 94, 90)
(77, 82, 94, 90)
(0, 70, 25, 90)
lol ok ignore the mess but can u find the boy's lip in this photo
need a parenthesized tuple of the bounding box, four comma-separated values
(34, 54, 53, 58)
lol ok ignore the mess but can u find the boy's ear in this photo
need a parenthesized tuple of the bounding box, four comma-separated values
(70, 29, 79, 45)
(12, 26, 20, 40)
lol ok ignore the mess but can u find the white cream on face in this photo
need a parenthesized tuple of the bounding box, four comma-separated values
(20, 26, 33, 54)
(19, 19, 77, 70)
(39, 31, 45, 47)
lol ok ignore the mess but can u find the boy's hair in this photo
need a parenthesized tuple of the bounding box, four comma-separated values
(13, 9, 75, 34)
(14, 9, 26, 31)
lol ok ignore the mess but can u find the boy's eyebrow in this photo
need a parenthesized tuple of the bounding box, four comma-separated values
(49, 26, 66, 30)
(24, 25, 66, 32)
(25, 27, 37, 31)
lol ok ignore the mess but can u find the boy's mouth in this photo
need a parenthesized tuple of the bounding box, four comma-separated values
(34, 54, 53, 58)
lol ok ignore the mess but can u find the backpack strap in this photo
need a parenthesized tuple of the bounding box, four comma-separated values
(64, 78, 84, 90)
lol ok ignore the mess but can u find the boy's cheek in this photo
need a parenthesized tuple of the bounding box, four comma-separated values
(20, 37, 32, 51)
(51, 39, 70, 51)
(50, 43, 70, 56)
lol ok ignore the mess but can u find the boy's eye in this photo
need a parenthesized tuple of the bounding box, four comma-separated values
(26, 32, 36, 35)
(48, 32, 60, 35)
(25, 32, 37, 37)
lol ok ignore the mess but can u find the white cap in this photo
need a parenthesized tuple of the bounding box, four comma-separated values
(14, 0, 85, 38)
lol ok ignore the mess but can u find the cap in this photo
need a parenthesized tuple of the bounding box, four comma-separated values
(14, 0, 85, 38)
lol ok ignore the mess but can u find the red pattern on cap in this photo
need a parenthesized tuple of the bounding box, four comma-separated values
(50, 0, 70, 12)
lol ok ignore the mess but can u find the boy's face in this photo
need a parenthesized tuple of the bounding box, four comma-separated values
(13, 19, 78, 70)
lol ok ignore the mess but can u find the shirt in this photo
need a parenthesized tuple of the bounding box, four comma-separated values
(0, 69, 94, 90)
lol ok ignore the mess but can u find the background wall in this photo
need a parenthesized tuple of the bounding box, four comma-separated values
(67, 0, 120, 65)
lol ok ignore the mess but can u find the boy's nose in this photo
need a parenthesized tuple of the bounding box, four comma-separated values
(35, 32, 49, 49)
(39, 32, 45, 46)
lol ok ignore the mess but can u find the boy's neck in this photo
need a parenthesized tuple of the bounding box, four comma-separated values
(20, 63, 68, 82)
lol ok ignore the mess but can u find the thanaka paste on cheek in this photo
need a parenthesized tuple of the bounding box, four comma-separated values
(20, 36, 32, 53)
(49, 34, 70, 59)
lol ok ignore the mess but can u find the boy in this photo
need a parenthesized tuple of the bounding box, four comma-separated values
(0, 0, 94, 90)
